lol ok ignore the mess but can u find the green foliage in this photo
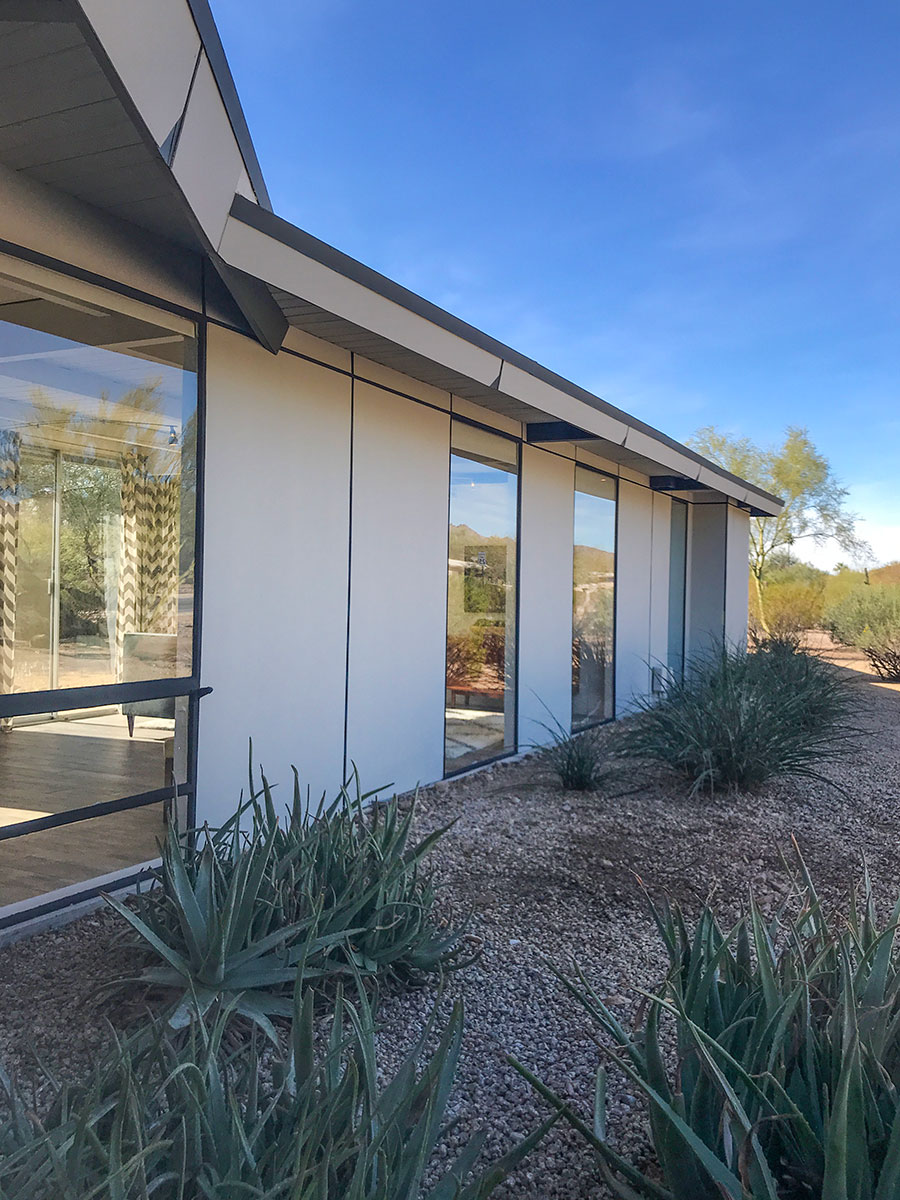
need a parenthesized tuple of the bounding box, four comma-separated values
(614, 643, 856, 794)
(0, 989, 550, 1199)
(753, 578, 825, 636)
(534, 710, 610, 792)
(824, 585, 900, 680)
(515, 851, 900, 1200)
(824, 585, 900, 646)
(689, 425, 870, 632)
(106, 770, 473, 1028)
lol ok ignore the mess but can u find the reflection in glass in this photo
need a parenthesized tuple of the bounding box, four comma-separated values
(0, 253, 197, 697)
(444, 423, 518, 772)
(572, 467, 616, 728)
(0, 699, 188, 908)
(667, 500, 688, 681)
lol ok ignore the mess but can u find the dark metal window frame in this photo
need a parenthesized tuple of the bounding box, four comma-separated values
(571, 461, 619, 734)
(0, 251, 209, 918)
(443, 414, 522, 780)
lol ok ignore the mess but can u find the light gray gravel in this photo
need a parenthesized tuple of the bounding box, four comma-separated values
(0, 641, 897, 1197)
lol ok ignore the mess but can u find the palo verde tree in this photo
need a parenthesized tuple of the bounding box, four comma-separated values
(688, 425, 871, 632)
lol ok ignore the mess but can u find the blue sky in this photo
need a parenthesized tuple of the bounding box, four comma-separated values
(212, 0, 900, 567)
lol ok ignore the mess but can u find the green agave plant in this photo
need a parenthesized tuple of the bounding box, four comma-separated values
(515, 846, 900, 1200)
(0, 988, 552, 1199)
(105, 764, 474, 1028)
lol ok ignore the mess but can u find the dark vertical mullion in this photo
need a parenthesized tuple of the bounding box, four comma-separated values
(187, 297, 209, 833)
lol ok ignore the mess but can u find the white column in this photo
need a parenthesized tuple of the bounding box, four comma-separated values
(517, 446, 575, 745)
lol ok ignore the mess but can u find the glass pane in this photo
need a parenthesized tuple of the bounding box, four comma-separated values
(667, 500, 688, 680)
(0, 253, 198, 696)
(0, 800, 169, 909)
(445, 423, 518, 772)
(573, 466, 616, 728)
(0, 698, 189, 907)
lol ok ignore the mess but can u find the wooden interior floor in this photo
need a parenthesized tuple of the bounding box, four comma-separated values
(0, 719, 169, 907)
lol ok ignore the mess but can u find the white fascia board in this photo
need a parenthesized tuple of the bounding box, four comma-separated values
(218, 216, 503, 387)
(622, 427, 702, 479)
(496, 360, 629, 443)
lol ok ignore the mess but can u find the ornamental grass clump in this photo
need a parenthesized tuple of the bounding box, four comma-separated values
(0, 987, 550, 1200)
(534, 710, 611, 791)
(615, 642, 856, 794)
(106, 767, 473, 1028)
(515, 848, 900, 1200)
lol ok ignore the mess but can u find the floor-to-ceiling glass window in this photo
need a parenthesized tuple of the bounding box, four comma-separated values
(667, 499, 688, 681)
(444, 421, 518, 773)
(0, 251, 199, 915)
(572, 466, 616, 728)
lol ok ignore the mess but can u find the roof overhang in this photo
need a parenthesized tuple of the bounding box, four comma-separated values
(221, 198, 783, 516)
(1, 0, 783, 519)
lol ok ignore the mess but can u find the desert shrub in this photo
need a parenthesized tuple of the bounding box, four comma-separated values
(761, 577, 824, 634)
(824, 585, 900, 679)
(865, 638, 900, 681)
(516, 852, 900, 1200)
(614, 643, 855, 794)
(535, 712, 610, 791)
(0, 989, 549, 1199)
(106, 771, 474, 1027)
(824, 584, 900, 646)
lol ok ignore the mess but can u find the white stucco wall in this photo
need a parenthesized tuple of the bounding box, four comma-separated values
(615, 479, 654, 712)
(517, 446, 576, 744)
(198, 328, 351, 821)
(725, 506, 751, 646)
(345, 383, 450, 796)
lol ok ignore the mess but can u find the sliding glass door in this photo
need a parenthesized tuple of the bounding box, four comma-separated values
(0, 250, 199, 914)
(444, 422, 518, 773)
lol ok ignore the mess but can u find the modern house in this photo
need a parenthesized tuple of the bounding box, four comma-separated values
(0, 0, 782, 930)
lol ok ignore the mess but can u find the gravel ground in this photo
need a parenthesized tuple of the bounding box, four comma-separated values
(0, 636, 897, 1197)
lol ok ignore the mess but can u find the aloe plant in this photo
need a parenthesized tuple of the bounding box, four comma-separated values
(515, 848, 900, 1199)
(105, 766, 474, 1026)
(0, 989, 552, 1199)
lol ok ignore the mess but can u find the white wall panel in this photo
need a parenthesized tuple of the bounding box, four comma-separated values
(198, 326, 351, 822)
(649, 492, 672, 671)
(725, 506, 751, 646)
(517, 446, 575, 745)
(345, 384, 450, 796)
(615, 480, 654, 711)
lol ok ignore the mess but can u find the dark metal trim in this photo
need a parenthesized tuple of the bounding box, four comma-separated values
(0, 237, 204, 323)
(0, 866, 157, 933)
(210, 254, 287, 354)
(526, 420, 592, 443)
(0, 680, 210, 720)
(0, 785, 190, 843)
(230, 196, 783, 514)
(650, 476, 711, 492)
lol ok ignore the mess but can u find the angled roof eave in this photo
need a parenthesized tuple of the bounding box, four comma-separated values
(221, 196, 784, 517)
